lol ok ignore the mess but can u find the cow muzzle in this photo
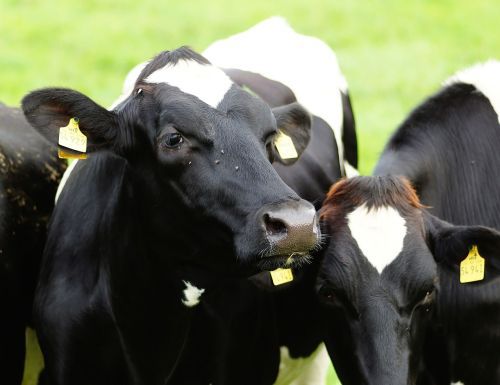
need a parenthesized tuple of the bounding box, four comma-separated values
(258, 199, 320, 269)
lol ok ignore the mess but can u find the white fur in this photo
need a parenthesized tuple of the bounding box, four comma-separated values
(55, 159, 79, 202)
(451, 382, 465, 385)
(347, 204, 407, 273)
(344, 161, 359, 178)
(109, 61, 149, 110)
(181, 280, 205, 307)
(444, 60, 500, 123)
(145, 59, 233, 109)
(203, 16, 348, 165)
(275, 343, 330, 385)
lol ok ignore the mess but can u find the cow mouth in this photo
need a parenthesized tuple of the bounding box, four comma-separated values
(257, 251, 313, 271)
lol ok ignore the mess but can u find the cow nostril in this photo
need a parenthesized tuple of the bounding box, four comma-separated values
(263, 214, 288, 237)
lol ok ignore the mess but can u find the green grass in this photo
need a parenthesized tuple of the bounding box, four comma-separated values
(2, 0, 499, 384)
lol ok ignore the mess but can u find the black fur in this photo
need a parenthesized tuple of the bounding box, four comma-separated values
(319, 78, 500, 385)
(22, 47, 331, 385)
(341, 91, 357, 169)
(0, 103, 65, 385)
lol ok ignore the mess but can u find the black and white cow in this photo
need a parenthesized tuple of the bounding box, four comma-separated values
(318, 60, 500, 385)
(107, 16, 357, 205)
(0, 103, 65, 385)
(43, 18, 355, 385)
(23, 47, 321, 385)
(203, 16, 358, 191)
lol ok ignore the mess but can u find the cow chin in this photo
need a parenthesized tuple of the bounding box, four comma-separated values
(234, 225, 320, 272)
(256, 251, 314, 271)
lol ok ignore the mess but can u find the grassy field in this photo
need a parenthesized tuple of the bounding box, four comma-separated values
(1, 0, 499, 384)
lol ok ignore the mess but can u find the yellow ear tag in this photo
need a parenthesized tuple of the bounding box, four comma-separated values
(460, 245, 485, 283)
(275, 131, 298, 160)
(270, 268, 294, 286)
(58, 117, 87, 153)
(58, 149, 87, 160)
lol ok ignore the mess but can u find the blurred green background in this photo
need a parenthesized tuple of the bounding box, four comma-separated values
(1, 0, 498, 384)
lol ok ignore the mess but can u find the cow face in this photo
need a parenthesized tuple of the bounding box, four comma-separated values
(318, 176, 500, 385)
(21, 47, 320, 272)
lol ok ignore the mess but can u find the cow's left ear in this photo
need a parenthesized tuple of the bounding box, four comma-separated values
(271, 102, 312, 165)
(425, 213, 500, 283)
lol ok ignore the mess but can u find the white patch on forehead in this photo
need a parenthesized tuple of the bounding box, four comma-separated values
(145, 59, 233, 109)
(347, 203, 407, 273)
(444, 60, 500, 123)
(181, 280, 205, 307)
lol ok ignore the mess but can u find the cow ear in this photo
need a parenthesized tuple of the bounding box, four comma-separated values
(425, 213, 500, 283)
(22, 88, 119, 153)
(271, 102, 312, 165)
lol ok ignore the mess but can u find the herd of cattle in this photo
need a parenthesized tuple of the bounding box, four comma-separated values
(1, 16, 499, 385)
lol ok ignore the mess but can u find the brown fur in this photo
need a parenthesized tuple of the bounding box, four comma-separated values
(320, 176, 424, 229)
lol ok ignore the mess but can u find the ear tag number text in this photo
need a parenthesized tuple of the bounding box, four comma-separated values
(59, 117, 87, 153)
(460, 245, 485, 283)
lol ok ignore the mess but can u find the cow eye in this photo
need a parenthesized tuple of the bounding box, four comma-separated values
(318, 286, 336, 302)
(163, 133, 184, 149)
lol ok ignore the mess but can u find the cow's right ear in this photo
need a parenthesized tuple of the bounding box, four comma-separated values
(22, 88, 119, 152)
(425, 212, 500, 283)
(271, 102, 312, 165)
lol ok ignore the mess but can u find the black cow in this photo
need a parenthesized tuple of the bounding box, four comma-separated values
(22, 45, 325, 385)
(318, 60, 500, 385)
(45, 18, 354, 385)
(0, 102, 65, 385)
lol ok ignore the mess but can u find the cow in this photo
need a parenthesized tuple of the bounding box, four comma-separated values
(317, 60, 500, 385)
(22, 45, 326, 384)
(203, 16, 358, 191)
(0, 102, 65, 385)
(40, 18, 355, 385)
(106, 16, 357, 205)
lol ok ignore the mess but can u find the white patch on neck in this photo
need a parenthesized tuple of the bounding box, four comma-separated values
(444, 60, 500, 123)
(275, 343, 330, 385)
(347, 204, 407, 273)
(145, 59, 233, 108)
(181, 280, 205, 307)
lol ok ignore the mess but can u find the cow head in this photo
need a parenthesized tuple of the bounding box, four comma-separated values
(317, 176, 500, 385)
(21, 47, 321, 274)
